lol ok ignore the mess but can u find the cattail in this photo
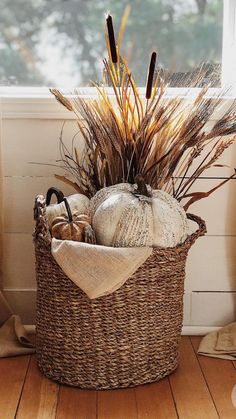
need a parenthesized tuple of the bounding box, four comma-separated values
(106, 14, 118, 63)
(145, 51, 157, 99)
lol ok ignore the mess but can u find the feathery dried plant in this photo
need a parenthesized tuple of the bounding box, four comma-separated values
(51, 9, 236, 210)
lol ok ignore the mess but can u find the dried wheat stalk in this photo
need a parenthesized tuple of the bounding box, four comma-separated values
(51, 11, 236, 208)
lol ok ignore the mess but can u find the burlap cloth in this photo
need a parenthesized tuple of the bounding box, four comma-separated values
(0, 291, 35, 358)
(51, 239, 152, 299)
(198, 322, 236, 360)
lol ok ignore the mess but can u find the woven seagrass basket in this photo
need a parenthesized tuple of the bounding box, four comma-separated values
(34, 194, 206, 390)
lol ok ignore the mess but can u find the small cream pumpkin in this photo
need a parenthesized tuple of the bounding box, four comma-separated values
(91, 177, 188, 248)
(46, 187, 90, 227)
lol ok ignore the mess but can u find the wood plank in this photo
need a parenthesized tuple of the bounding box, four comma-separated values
(135, 378, 178, 419)
(191, 336, 236, 419)
(0, 355, 30, 419)
(56, 386, 96, 419)
(169, 336, 218, 419)
(16, 355, 59, 419)
(97, 388, 137, 419)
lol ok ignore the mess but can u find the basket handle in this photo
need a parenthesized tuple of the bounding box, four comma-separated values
(34, 188, 65, 245)
(33, 195, 51, 245)
(46, 187, 64, 206)
(186, 213, 207, 247)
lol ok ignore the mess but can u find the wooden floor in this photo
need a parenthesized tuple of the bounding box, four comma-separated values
(0, 336, 235, 419)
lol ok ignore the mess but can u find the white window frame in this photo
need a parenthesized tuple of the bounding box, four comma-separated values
(222, 0, 236, 87)
(0, 0, 235, 119)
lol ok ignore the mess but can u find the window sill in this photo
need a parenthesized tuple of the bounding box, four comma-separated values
(0, 86, 234, 119)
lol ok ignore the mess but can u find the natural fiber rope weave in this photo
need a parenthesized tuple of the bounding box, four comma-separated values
(34, 195, 206, 389)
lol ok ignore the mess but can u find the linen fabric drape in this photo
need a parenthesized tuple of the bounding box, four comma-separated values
(0, 291, 35, 357)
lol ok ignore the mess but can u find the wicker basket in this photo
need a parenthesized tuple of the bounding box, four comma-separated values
(34, 195, 206, 389)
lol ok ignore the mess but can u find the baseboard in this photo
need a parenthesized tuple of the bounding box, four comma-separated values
(182, 326, 221, 335)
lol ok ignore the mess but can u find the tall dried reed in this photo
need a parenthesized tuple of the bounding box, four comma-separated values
(51, 10, 236, 209)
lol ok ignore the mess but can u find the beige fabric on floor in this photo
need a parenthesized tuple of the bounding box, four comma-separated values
(198, 322, 236, 360)
(0, 291, 35, 358)
(51, 239, 152, 299)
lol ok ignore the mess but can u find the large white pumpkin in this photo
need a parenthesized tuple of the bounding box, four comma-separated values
(91, 180, 188, 248)
(46, 193, 90, 227)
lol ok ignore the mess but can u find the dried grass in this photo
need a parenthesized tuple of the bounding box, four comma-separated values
(51, 11, 236, 208)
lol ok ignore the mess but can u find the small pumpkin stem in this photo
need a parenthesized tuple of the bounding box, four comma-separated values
(134, 175, 150, 197)
(63, 198, 73, 222)
(84, 225, 96, 245)
(46, 187, 64, 206)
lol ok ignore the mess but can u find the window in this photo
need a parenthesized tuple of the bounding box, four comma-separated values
(0, 0, 224, 88)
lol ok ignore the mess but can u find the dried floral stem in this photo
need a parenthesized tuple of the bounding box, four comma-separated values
(49, 11, 236, 209)
(182, 169, 236, 211)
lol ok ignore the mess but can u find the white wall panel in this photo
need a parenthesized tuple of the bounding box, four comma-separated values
(2, 119, 81, 176)
(186, 236, 236, 291)
(3, 176, 76, 233)
(1, 115, 236, 330)
(2, 233, 35, 289)
(191, 292, 236, 326)
(186, 178, 236, 236)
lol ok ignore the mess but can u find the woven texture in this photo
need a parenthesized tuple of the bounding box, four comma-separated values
(34, 195, 206, 389)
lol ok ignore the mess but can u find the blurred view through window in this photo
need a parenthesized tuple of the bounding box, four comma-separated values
(0, 0, 223, 87)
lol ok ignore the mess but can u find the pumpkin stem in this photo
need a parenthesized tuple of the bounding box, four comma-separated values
(63, 198, 73, 222)
(46, 187, 64, 206)
(84, 225, 97, 245)
(134, 175, 151, 198)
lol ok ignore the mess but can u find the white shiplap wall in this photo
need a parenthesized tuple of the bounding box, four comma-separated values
(1, 97, 236, 333)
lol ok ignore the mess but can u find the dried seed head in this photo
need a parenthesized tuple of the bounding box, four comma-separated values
(106, 14, 118, 63)
(146, 51, 157, 99)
